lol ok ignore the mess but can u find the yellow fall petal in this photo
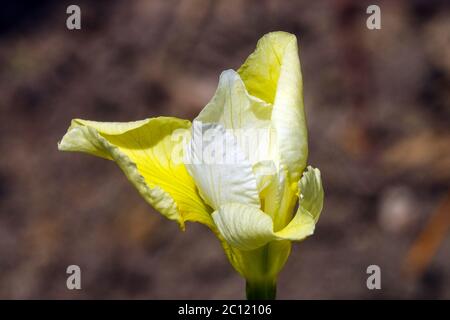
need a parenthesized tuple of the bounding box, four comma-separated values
(58, 117, 213, 229)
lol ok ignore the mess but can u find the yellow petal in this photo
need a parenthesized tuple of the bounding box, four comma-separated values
(274, 166, 324, 238)
(58, 117, 213, 229)
(238, 31, 308, 187)
(298, 166, 324, 222)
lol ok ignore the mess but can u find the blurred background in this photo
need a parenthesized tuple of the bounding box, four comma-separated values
(0, 0, 449, 299)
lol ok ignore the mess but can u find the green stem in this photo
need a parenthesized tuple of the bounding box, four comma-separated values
(246, 279, 277, 300)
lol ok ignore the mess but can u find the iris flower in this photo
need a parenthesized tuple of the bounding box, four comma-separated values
(58, 31, 324, 299)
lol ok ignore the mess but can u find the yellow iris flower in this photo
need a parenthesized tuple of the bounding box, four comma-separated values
(58, 31, 324, 299)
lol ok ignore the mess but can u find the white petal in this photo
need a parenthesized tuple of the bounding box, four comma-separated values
(212, 203, 275, 251)
(184, 121, 260, 210)
(195, 70, 278, 192)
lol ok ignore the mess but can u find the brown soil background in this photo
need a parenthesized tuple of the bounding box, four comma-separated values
(0, 0, 449, 299)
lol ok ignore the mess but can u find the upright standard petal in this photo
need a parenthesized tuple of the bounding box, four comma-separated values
(184, 121, 260, 210)
(238, 31, 308, 187)
(58, 117, 213, 229)
(196, 70, 272, 131)
(195, 70, 278, 193)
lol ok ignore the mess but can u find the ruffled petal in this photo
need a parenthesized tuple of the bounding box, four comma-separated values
(58, 117, 213, 229)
